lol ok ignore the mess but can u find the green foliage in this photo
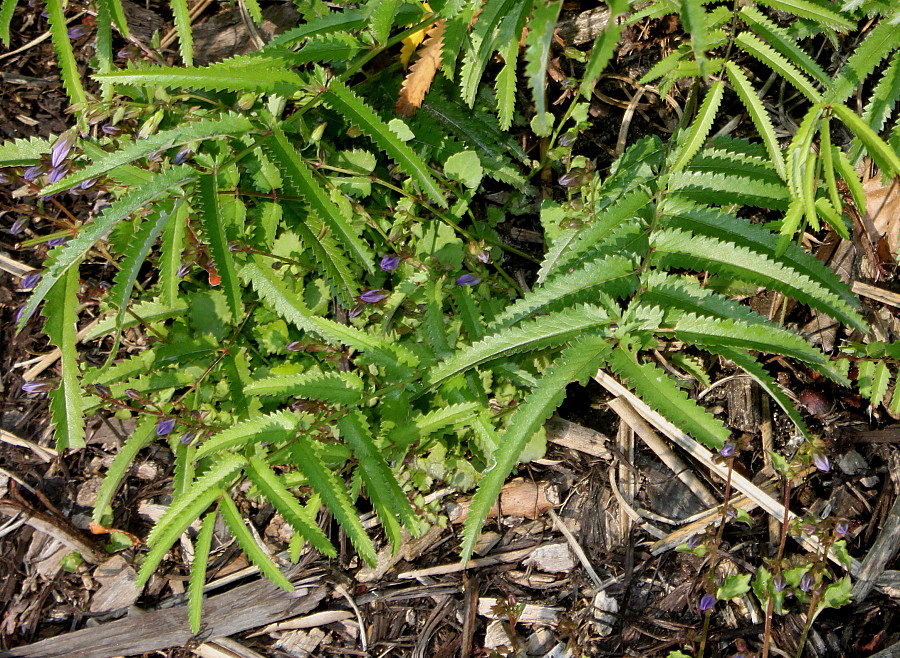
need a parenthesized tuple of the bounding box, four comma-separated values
(4, 0, 894, 633)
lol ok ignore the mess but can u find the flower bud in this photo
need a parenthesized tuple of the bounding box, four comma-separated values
(285, 341, 304, 352)
(176, 263, 191, 278)
(812, 452, 830, 473)
(0, 171, 8, 184)
(178, 431, 194, 445)
(124, 388, 142, 400)
(22, 165, 43, 182)
(48, 164, 69, 184)
(80, 178, 97, 189)
(699, 594, 716, 613)
(687, 534, 703, 549)
(50, 131, 76, 168)
(379, 255, 401, 271)
(20, 272, 41, 289)
(773, 574, 787, 592)
(360, 289, 388, 303)
(800, 571, 814, 592)
(173, 146, 192, 165)
(156, 418, 176, 436)
(47, 237, 67, 247)
(93, 383, 111, 397)
(720, 442, 735, 458)
(455, 274, 480, 287)
(22, 381, 52, 393)
(67, 24, 90, 39)
(10, 217, 27, 233)
(101, 123, 121, 136)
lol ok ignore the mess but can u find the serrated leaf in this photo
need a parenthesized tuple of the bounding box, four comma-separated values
(289, 437, 377, 565)
(219, 494, 292, 591)
(0, 135, 52, 166)
(46, 0, 88, 124)
(396, 19, 446, 117)
(524, 0, 563, 134)
(580, 0, 626, 96)
(428, 304, 613, 389)
(736, 32, 822, 103)
(44, 265, 84, 450)
(85, 298, 189, 341)
(322, 79, 446, 206)
(756, 0, 853, 29)
(608, 348, 729, 450)
(197, 173, 243, 320)
(0, 0, 16, 47)
(94, 64, 305, 95)
(21, 166, 196, 328)
(831, 102, 900, 177)
(827, 21, 900, 104)
(338, 411, 418, 547)
(188, 510, 217, 633)
(458, 0, 521, 107)
(725, 62, 787, 180)
(170, 0, 193, 65)
(391, 402, 481, 447)
(245, 370, 364, 404)
(264, 122, 374, 274)
(739, 6, 830, 85)
(870, 359, 891, 407)
(159, 200, 188, 306)
(460, 335, 610, 560)
(194, 410, 300, 460)
(668, 170, 789, 209)
(246, 455, 336, 557)
(670, 80, 724, 172)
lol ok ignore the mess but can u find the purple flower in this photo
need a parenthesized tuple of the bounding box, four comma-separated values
(835, 520, 849, 538)
(687, 534, 703, 549)
(22, 381, 52, 393)
(178, 431, 194, 445)
(79, 178, 97, 190)
(173, 147, 192, 165)
(558, 172, 581, 187)
(48, 164, 69, 184)
(800, 572, 814, 592)
(348, 304, 364, 319)
(176, 263, 191, 278)
(10, 217, 27, 233)
(67, 24, 90, 39)
(285, 341, 303, 352)
(812, 452, 830, 473)
(476, 249, 490, 264)
(124, 388, 141, 400)
(50, 131, 75, 167)
(720, 443, 735, 458)
(558, 133, 575, 147)
(93, 383, 111, 397)
(380, 255, 401, 271)
(455, 274, 480, 287)
(773, 574, 787, 592)
(20, 272, 40, 289)
(360, 289, 388, 303)
(699, 594, 716, 613)
(22, 165, 43, 182)
(16, 306, 27, 323)
(101, 123, 121, 136)
(0, 171, 8, 184)
(147, 151, 162, 162)
(47, 237, 67, 247)
(156, 418, 176, 436)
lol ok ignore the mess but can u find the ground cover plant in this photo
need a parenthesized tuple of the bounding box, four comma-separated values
(2, 0, 900, 652)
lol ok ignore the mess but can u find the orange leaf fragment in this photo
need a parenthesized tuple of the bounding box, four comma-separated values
(395, 19, 446, 118)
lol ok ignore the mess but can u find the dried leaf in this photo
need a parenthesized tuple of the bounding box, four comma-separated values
(395, 19, 445, 117)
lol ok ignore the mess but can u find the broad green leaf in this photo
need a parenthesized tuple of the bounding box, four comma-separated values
(460, 335, 610, 560)
(44, 265, 85, 450)
(717, 574, 752, 600)
(0, 0, 16, 46)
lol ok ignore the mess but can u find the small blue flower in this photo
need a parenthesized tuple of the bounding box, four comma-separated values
(720, 443, 735, 458)
(48, 164, 69, 184)
(20, 272, 41, 290)
(156, 418, 176, 436)
(773, 574, 787, 592)
(835, 520, 849, 538)
(16, 306, 27, 323)
(379, 255, 401, 271)
(22, 165, 43, 182)
(699, 594, 716, 613)
(687, 534, 703, 549)
(360, 289, 388, 303)
(173, 147, 192, 165)
(50, 131, 75, 168)
(285, 341, 304, 352)
(812, 452, 830, 473)
(455, 274, 480, 287)
(47, 237, 67, 247)
(800, 571, 814, 592)
(178, 431, 195, 445)
(67, 24, 90, 39)
(101, 124, 121, 136)
(22, 381, 52, 393)
(10, 217, 27, 234)
(176, 263, 191, 278)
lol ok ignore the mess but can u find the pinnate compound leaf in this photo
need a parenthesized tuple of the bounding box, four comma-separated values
(44, 266, 85, 450)
(755, 0, 852, 29)
(736, 32, 822, 103)
(194, 410, 300, 460)
(219, 494, 293, 591)
(246, 455, 336, 558)
(396, 19, 446, 117)
(827, 21, 900, 104)
(188, 511, 216, 633)
(831, 102, 900, 177)
(245, 370, 364, 404)
(580, 0, 626, 96)
(322, 79, 446, 207)
(94, 64, 305, 95)
(290, 437, 377, 565)
(460, 335, 610, 560)
(338, 411, 419, 547)
(20, 166, 196, 328)
(429, 304, 613, 389)
(608, 348, 729, 450)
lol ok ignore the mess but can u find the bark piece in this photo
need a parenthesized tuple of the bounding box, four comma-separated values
(90, 555, 140, 613)
(522, 544, 575, 574)
(546, 416, 612, 459)
(448, 478, 556, 524)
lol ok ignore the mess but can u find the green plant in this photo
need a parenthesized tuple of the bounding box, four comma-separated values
(2, 0, 897, 638)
